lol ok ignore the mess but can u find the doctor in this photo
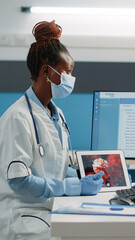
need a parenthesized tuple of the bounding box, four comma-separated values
(0, 20, 104, 240)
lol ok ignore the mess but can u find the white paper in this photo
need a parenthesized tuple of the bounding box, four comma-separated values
(52, 202, 135, 216)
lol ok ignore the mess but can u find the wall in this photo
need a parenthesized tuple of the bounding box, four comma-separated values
(0, 92, 93, 150)
(2, 58, 135, 151)
(1, 46, 135, 150)
(1, 61, 135, 93)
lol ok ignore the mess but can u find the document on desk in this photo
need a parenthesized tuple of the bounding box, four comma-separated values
(51, 202, 135, 216)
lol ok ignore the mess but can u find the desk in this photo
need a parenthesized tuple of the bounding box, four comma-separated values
(51, 192, 135, 240)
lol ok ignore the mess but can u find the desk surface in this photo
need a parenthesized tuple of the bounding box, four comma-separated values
(51, 192, 135, 239)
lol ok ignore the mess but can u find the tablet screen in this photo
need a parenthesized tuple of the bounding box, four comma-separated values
(76, 150, 131, 192)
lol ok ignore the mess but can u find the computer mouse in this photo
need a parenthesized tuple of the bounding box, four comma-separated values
(109, 197, 135, 206)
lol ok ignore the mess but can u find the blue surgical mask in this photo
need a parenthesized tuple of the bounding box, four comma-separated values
(48, 65, 76, 98)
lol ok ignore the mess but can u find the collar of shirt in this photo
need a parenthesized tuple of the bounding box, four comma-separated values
(26, 86, 59, 121)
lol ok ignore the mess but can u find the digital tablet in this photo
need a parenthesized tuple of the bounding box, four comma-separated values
(76, 150, 131, 192)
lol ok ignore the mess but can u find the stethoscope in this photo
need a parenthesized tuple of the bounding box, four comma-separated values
(25, 93, 45, 157)
(24, 93, 76, 167)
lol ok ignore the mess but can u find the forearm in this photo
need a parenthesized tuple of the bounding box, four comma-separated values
(8, 174, 81, 199)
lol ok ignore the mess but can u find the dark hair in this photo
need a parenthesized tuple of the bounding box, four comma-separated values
(27, 20, 69, 81)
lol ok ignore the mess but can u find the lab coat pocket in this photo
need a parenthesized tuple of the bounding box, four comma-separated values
(21, 214, 50, 234)
(15, 209, 51, 239)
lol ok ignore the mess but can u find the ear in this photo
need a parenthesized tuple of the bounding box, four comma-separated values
(41, 64, 48, 75)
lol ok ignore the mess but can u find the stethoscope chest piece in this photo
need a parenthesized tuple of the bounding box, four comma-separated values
(39, 144, 45, 157)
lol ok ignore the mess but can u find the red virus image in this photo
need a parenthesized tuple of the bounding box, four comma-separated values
(92, 158, 112, 186)
(82, 154, 126, 187)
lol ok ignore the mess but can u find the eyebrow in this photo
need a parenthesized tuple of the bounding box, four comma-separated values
(70, 63, 74, 68)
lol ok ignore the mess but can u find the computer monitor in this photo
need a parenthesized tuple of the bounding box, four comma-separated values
(92, 91, 135, 159)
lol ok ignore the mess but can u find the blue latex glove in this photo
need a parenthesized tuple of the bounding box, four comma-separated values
(127, 163, 132, 183)
(80, 171, 104, 196)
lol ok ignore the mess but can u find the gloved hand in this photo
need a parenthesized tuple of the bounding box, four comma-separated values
(80, 171, 104, 196)
(127, 163, 132, 183)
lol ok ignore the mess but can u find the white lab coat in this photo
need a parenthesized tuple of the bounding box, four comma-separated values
(0, 96, 69, 240)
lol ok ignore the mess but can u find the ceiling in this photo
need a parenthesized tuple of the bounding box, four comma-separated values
(1, 0, 135, 37)
(1, 0, 135, 61)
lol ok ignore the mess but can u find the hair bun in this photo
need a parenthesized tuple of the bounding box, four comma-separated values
(32, 20, 62, 42)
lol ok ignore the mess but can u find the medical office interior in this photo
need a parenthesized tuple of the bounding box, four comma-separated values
(1, 0, 135, 180)
(2, 1, 135, 239)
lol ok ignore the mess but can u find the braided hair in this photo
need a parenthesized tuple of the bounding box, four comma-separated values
(27, 20, 69, 81)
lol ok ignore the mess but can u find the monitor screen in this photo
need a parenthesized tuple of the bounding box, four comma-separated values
(92, 92, 135, 158)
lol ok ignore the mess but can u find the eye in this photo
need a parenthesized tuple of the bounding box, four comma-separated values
(66, 69, 72, 74)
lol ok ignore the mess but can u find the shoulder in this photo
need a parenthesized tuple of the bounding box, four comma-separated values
(0, 96, 31, 125)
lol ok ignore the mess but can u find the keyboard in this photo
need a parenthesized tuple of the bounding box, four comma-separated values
(116, 186, 135, 203)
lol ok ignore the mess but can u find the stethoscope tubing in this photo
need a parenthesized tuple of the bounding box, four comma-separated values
(59, 113, 70, 136)
(24, 92, 76, 165)
(25, 93, 40, 145)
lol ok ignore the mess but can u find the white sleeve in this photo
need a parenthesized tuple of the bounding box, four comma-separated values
(7, 161, 32, 179)
(1, 112, 34, 179)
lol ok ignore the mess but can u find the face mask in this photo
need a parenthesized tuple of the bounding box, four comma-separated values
(48, 65, 76, 98)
